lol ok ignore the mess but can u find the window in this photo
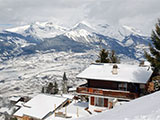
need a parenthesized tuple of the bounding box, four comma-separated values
(118, 83, 127, 91)
(94, 97, 104, 107)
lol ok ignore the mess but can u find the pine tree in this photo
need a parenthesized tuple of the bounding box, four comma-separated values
(96, 49, 110, 63)
(54, 81, 59, 94)
(152, 76, 160, 91)
(145, 19, 160, 75)
(11, 117, 18, 120)
(62, 72, 68, 94)
(46, 82, 54, 93)
(63, 72, 68, 81)
(110, 50, 120, 63)
(41, 87, 45, 93)
(96, 49, 120, 63)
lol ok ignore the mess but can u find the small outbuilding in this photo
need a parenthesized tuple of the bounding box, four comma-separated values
(14, 94, 69, 120)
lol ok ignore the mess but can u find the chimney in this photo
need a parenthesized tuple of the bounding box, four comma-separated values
(139, 60, 145, 67)
(112, 64, 118, 75)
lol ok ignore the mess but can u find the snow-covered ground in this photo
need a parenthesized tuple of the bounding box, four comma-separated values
(0, 50, 98, 107)
(0, 49, 138, 120)
(46, 100, 90, 120)
(0, 49, 138, 106)
(81, 91, 160, 120)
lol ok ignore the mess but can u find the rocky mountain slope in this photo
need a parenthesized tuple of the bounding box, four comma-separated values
(0, 21, 151, 61)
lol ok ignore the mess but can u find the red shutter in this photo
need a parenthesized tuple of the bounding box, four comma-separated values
(104, 98, 108, 107)
(90, 97, 94, 105)
(89, 88, 93, 93)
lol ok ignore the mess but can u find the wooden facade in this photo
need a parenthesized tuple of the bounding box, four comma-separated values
(76, 79, 145, 108)
(88, 80, 118, 90)
(77, 86, 138, 100)
(15, 116, 34, 120)
(15, 114, 39, 120)
(87, 79, 144, 95)
(90, 97, 94, 105)
(104, 98, 108, 107)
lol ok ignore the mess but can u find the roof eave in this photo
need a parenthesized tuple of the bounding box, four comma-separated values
(76, 76, 148, 84)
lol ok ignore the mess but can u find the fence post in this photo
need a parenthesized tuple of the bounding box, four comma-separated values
(54, 104, 56, 117)
(65, 106, 67, 117)
(77, 107, 79, 117)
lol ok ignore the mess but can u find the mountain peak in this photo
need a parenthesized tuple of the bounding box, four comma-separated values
(72, 21, 94, 30)
(122, 25, 143, 36)
(5, 25, 30, 33)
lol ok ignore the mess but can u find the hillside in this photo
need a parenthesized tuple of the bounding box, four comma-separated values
(82, 91, 160, 120)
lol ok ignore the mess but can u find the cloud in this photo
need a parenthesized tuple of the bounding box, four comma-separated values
(86, 0, 160, 33)
(0, 0, 89, 27)
(0, 0, 160, 34)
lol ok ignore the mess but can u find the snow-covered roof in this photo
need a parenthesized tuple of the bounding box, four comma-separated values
(55, 94, 74, 99)
(9, 96, 21, 102)
(14, 94, 68, 119)
(15, 101, 25, 107)
(68, 87, 77, 92)
(77, 63, 153, 84)
(0, 107, 9, 113)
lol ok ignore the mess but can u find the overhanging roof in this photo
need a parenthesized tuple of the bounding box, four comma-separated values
(14, 94, 68, 119)
(76, 63, 153, 84)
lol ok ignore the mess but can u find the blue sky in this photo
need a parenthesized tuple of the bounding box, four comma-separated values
(0, 0, 160, 34)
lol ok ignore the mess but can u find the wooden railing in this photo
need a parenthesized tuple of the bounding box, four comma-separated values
(76, 87, 138, 100)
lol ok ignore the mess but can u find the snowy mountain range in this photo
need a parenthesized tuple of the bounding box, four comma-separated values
(0, 21, 154, 120)
(0, 21, 151, 61)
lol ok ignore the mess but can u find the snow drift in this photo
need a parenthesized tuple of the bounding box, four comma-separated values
(82, 91, 160, 120)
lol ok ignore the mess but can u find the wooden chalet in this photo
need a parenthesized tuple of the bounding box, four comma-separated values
(76, 63, 153, 109)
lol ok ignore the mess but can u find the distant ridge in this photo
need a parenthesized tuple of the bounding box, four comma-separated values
(0, 21, 151, 61)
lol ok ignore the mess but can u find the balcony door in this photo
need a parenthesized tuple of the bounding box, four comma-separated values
(94, 97, 104, 107)
(90, 97, 108, 107)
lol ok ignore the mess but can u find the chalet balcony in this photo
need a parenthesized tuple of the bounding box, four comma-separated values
(76, 87, 138, 100)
